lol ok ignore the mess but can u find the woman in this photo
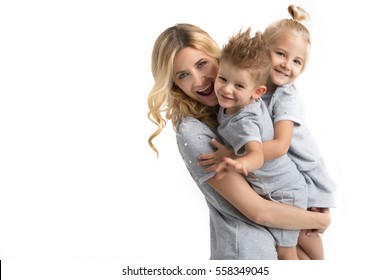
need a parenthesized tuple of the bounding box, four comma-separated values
(147, 23, 330, 260)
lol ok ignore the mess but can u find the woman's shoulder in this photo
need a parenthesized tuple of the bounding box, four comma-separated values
(177, 117, 216, 136)
(178, 116, 207, 127)
(176, 116, 218, 156)
(178, 116, 203, 127)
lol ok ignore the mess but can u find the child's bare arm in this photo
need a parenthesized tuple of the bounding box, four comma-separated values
(262, 120, 294, 161)
(197, 139, 235, 172)
(214, 141, 263, 179)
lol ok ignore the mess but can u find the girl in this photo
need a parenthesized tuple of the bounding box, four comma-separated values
(261, 5, 337, 259)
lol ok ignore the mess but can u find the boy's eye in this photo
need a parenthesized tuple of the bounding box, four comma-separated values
(218, 76, 226, 82)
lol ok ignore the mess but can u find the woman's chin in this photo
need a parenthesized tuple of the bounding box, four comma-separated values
(199, 92, 218, 106)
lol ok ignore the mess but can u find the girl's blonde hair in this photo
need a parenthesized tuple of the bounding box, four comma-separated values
(263, 5, 311, 71)
(147, 24, 221, 157)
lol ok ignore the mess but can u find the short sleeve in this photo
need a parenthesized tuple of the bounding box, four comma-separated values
(222, 112, 263, 156)
(272, 85, 302, 126)
(176, 117, 217, 185)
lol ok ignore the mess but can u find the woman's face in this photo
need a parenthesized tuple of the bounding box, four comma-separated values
(173, 47, 219, 107)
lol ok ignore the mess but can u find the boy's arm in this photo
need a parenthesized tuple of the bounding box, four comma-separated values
(214, 141, 263, 180)
(197, 139, 236, 172)
(262, 120, 294, 161)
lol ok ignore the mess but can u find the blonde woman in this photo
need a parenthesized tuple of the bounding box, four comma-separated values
(147, 23, 329, 260)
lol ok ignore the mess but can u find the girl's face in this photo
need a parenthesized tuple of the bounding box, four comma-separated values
(173, 47, 219, 107)
(215, 60, 263, 114)
(268, 30, 308, 88)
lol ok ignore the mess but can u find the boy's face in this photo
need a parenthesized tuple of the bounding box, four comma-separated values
(215, 60, 261, 114)
(269, 30, 307, 87)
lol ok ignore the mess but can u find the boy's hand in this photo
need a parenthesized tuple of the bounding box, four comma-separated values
(214, 157, 249, 180)
(197, 139, 234, 173)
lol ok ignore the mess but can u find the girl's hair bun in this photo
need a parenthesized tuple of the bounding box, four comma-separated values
(288, 5, 310, 21)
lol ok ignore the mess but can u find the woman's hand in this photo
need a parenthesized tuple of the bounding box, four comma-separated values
(197, 139, 235, 173)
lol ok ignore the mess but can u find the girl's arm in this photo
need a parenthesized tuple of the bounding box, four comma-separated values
(207, 172, 330, 231)
(262, 120, 294, 161)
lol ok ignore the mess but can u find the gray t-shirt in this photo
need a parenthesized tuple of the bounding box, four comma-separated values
(176, 116, 278, 260)
(262, 84, 336, 208)
(217, 99, 304, 195)
(262, 83, 319, 171)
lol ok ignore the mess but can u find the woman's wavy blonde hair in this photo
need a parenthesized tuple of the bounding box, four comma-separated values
(263, 5, 311, 71)
(147, 24, 221, 157)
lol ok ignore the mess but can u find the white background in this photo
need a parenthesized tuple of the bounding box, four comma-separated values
(1, 0, 389, 278)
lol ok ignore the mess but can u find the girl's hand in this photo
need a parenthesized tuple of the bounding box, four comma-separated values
(306, 207, 330, 235)
(197, 139, 234, 173)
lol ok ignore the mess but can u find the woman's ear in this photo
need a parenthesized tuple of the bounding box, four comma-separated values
(253, 85, 267, 99)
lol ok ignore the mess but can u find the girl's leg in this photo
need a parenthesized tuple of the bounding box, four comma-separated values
(276, 246, 299, 260)
(297, 230, 324, 260)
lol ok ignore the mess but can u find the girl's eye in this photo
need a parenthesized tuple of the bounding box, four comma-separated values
(276, 51, 285, 57)
(293, 59, 303, 66)
(235, 84, 244, 89)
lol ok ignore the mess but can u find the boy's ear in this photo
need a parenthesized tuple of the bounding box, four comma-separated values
(253, 85, 267, 99)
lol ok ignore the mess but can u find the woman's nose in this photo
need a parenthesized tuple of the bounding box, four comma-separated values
(193, 72, 204, 85)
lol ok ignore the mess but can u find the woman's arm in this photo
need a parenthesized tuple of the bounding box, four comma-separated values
(207, 172, 330, 231)
(262, 120, 294, 161)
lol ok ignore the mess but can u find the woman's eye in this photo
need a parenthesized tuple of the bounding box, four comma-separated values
(178, 73, 188, 80)
(198, 60, 207, 69)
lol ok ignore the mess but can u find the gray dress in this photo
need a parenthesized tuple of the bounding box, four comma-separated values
(176, 116, 278, 259)
(262, 83, 336, 208)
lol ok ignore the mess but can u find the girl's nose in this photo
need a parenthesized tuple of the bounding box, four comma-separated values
(281, 59, 292, 70)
